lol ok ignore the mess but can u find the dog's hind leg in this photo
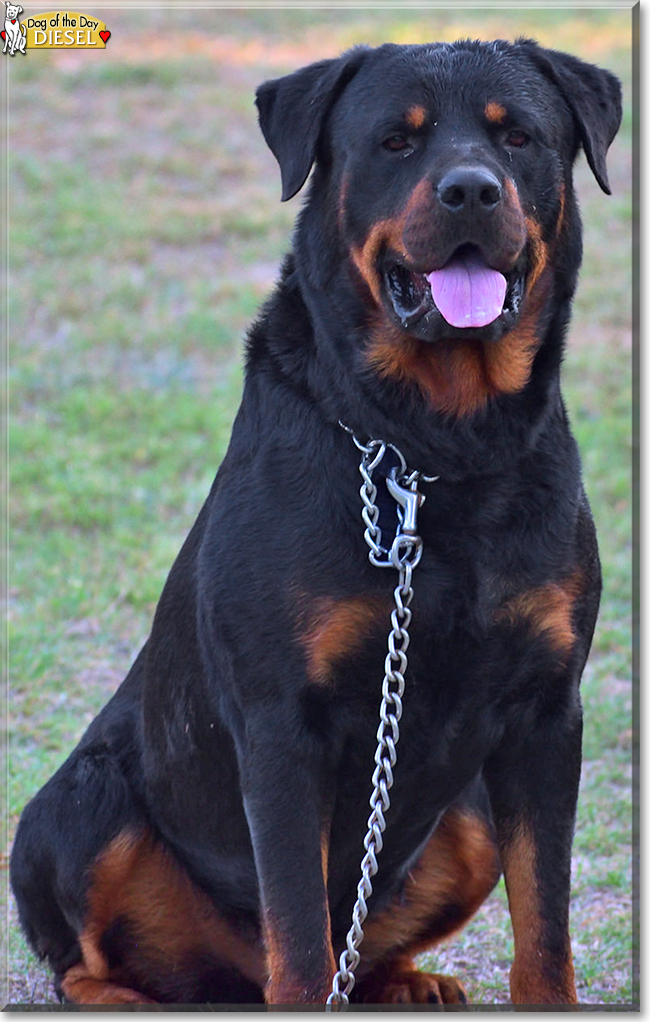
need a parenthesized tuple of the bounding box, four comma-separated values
(12, 743, 267, 1003)
(52, 826, 266, 1004)
(351, 798, 500, 1004)
(10, 744, 145, 991)
(9, 654, 155, 1001)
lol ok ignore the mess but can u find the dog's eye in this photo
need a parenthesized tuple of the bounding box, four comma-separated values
(383, 135, 411, 153)
(504, 130, 530, 149)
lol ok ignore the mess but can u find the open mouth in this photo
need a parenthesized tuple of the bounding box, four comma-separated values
(382, 244, 526, 341)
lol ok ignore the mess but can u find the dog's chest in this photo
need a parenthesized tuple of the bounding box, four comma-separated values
(309, 553, 563, 794)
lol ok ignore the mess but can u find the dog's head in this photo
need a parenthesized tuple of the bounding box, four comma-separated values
(256, 40, 621, 415)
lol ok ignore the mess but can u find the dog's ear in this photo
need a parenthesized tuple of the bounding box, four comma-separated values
(256, 48, 368, 201)
(518, 40, 622, 194)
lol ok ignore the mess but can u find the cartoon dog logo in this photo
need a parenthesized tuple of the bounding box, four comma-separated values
(2, 2, 27, 55)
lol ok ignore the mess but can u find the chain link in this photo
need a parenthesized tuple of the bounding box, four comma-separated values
(327, 427, 435, 1009)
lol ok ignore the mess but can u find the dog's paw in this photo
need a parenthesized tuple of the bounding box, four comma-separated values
(60, 964, 158, 1005)
(360, 966, 468, 1004)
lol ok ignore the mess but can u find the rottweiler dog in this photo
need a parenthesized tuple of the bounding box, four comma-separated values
(11, 38, 621, 1006)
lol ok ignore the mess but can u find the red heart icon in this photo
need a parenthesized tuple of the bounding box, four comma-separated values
(0, 31, 5, 40)
(99, 30, 110, 42)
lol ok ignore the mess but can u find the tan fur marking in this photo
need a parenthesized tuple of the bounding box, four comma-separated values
(321, 829, 330, 887)
(361, 807, 500, 963)
(263, 923, 302, 1003)
(555, 182, 566, 238)
(364, 176, 550, 417)
(523, 214, 549, 294)
(350, 179, 431, 304)
(299, 595, 386, 684)
(366, 286, 544, 418)
(406, 104, 427, 129)
(496, 572, 582, 654)
(263, 914, 336, 1004)
(351, 217, 407, 304)
(60, 965, 157, 1005)
(481, 264, 552, 396)
(76, 828, 266, 1000)
(485, 101, 507, 124)
(78, 934, 109, 982)
(367, 330, 491, 417)
(502, 823, 577, 1004)
(498, 177, 528, 250)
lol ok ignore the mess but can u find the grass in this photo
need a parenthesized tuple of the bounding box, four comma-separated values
(5, 6, 635, 1009)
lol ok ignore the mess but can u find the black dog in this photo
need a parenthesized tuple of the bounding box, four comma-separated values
(11, 38, 621, 1006)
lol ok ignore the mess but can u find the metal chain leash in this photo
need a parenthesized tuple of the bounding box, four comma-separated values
(327, 427, 437, 1009)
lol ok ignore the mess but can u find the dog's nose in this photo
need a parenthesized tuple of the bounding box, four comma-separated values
(437, 167, 502, 213)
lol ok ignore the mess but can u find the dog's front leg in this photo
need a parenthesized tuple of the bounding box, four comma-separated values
(240, 737, 335, 1005)
(484, 702, 582, 1005)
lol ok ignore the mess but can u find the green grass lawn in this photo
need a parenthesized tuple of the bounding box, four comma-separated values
(5, 6, 636, 1008)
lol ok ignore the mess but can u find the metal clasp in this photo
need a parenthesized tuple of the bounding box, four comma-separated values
(342, 421, 438, 572)
(387, 469, 429, 570)
(385, 470, 425, 536)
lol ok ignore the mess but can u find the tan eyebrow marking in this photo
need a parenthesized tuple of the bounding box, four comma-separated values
(406, 105, 427, 129)
(485, 101, 507, 124)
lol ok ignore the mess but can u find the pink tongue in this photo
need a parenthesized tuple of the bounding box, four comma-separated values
(427, 249, 507, 329)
